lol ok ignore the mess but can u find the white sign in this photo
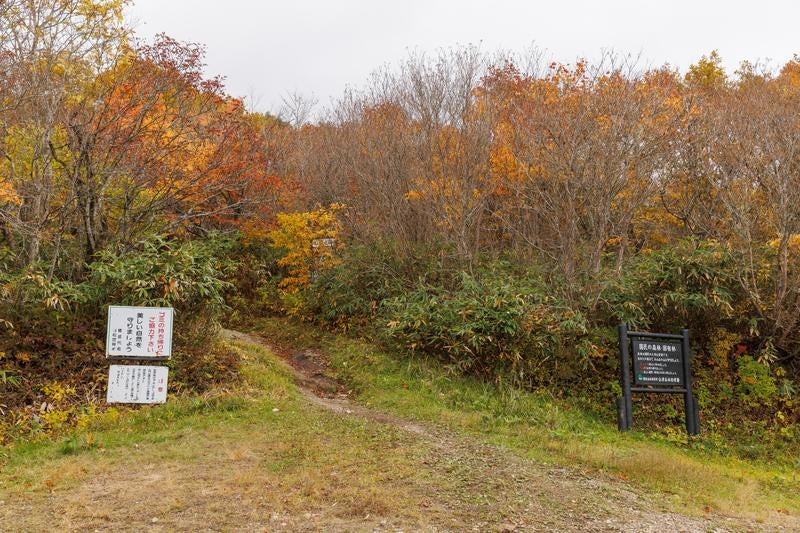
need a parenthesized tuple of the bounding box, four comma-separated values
(311, 238, 335, 248)
(106, 306, 174, 359)
(107, 365, 169, 404)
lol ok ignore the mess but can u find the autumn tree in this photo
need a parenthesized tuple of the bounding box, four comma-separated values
(0, 0, 128, 266)
(479, 55, 684, 301)
(0, 2, 279, 274)
(702, 57, 800, 358)
(56, 35, 277, 256)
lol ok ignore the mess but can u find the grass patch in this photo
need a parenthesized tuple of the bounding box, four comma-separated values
(0, 333, 559, 531)
(0, 339, 294, 487)
(2, 319, 797, 530)
(252, 316, 800, 521)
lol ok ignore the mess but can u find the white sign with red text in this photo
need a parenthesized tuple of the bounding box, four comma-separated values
(106, 306, 173, 359)
(107, 364, 168, 404)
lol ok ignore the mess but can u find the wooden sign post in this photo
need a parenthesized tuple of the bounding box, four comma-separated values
(617, 323, 699, 435)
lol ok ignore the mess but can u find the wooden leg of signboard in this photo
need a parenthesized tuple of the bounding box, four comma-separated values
(618, 323, 633, 431)
(683, 392, 694, 436)
(682, 328, 700, 436)
(616, 396, 628, 431)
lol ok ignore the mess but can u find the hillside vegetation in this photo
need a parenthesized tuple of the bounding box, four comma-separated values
(0, 0, 797, 491)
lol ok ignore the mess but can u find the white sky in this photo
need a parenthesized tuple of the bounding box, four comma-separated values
(127, 0, 800, 114)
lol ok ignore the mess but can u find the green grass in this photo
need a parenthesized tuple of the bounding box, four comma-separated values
(1, 338, 468, 531)
(252, 316, 800, 520)
(11, 331, 705, 531)
(1, 339, 297, 485)
(2, 318, 798, 529)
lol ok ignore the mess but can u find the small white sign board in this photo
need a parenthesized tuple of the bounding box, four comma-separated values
(106, 306, 174, 359)
(311, 238, 335, 248)
(107, 365, 169, 404)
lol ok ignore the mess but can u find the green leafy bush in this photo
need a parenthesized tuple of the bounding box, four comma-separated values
(89, 235, 236, 347)
(603, 239, 740, 340)
(222, 236, 285, 323)
(381, 265, 594, 386)
(0, 234, 240, 443)
(736, 355, 778, 406)
(90, 235, 233, 305)
(301, 244, 410, 328)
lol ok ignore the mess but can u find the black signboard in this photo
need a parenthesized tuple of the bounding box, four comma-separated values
(631, 339, 684, 386)
(616, 324, 699, 436)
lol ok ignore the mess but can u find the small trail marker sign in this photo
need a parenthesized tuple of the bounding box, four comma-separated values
(616, 324, 699, 436)
(106, 306, 174, 359)
(107, 364, 168, 404)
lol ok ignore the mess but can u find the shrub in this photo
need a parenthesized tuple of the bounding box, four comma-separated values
(736, 355, 778, 407)
(0, 233, 240, 443)
(301, 243, 410, 328)
(267, 205, 344, 295)
(223, 235, 285, 323)
(603, 239, 740, 341)
(89, 234, 236, 347)
(381, 264, 593, 386)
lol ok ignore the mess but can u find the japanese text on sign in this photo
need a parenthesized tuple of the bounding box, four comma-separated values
(106, 365, 168, 404)
(631, 340, 685, 386)
(106, 306, 173, 358)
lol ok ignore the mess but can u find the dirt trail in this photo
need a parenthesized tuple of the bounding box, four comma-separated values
(222, 330, 767, 533)
(225, 329, 431, 437)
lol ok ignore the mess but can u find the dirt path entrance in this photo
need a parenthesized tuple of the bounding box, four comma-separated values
(225, 329, 432, 437)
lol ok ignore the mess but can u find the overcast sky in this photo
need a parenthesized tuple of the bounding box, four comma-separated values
(127, 0, 799, 114)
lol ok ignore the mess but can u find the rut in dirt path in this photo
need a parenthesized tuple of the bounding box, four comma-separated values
(226, 329, 430, 437)
(222, 329, 769, 533)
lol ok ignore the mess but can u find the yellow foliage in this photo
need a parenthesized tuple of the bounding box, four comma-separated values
(0, 178, 20, 204)
(767, 234, 800, 252)
(686, 50, 727, 90)
(489, 142, 526, 183)
(268, 205, 344, 294)
(76, 412, 93, 430)
(96, 406, 121, 427)
(41, 409, 70, 430)
(708, 329, 740, 369)
(43, 381, 76, 403)
(1, 123, 72, 206)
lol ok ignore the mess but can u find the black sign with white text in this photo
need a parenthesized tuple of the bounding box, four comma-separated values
(631, 339, 684, 386)
(617, 325, 699, 435)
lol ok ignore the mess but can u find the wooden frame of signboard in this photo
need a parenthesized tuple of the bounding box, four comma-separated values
(616, 323, 700, 436)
